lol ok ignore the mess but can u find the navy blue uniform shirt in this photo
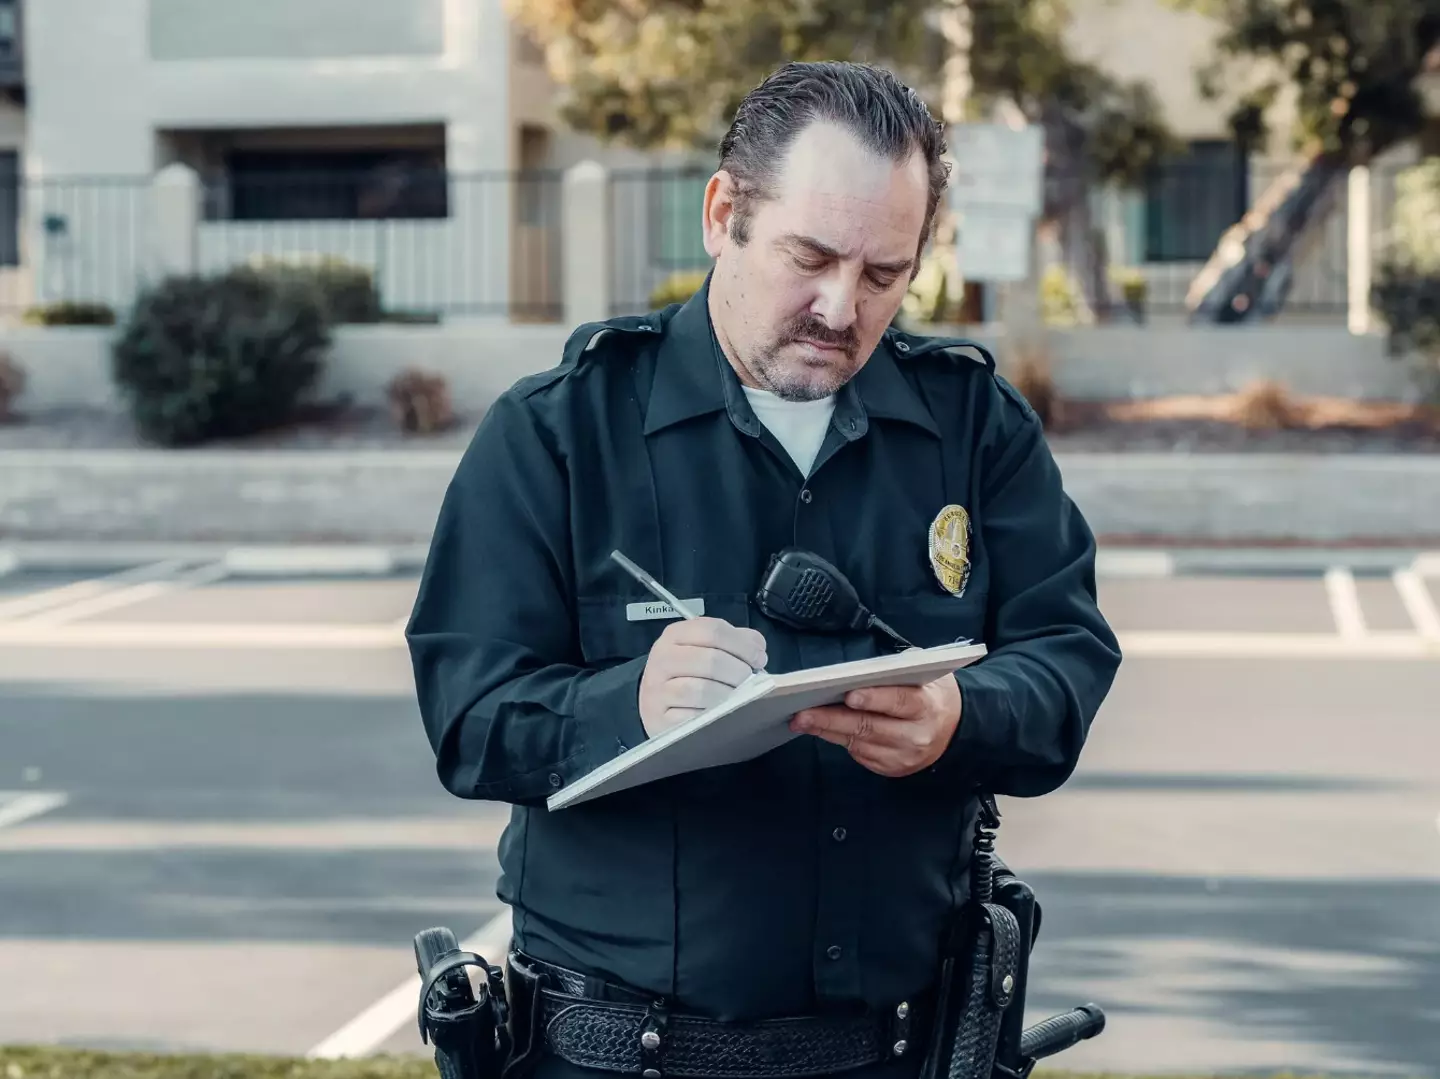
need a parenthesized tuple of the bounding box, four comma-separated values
(406, 280, 1121, 1023)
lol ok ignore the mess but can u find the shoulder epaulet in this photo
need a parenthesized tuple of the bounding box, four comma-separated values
(560, 314, 667, 369)
(511, 313, 667, 399)
(885, 328, 997, 373)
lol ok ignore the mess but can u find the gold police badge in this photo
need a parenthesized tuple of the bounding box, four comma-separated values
(928, 504, 972, 597)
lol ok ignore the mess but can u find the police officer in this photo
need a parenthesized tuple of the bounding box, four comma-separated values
(407, 60, 1122, 1079)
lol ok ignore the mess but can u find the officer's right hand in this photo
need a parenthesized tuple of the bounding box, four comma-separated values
(638, 618, 768, 736)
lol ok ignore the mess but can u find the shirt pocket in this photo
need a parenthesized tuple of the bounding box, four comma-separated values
(872, 589, 989, 651)
(575, 592, 756, 666)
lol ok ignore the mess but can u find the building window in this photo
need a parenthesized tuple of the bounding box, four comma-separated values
(1143, 139, 1247, 262)
(210, 147, 448, 222)
(653, 169, 711, 269)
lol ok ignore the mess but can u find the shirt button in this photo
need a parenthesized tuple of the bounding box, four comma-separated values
(832, 827, 847, 842)
(826, 945, 842, 960)
(548, 773, 563, 788)
(799, 489, 813, 503)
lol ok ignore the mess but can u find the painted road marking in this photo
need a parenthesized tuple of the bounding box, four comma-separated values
(22, 562, 230, 627)
(307, 909, 512, 1060)
(1412, 553, 1440, 578)
(1324, 567, 1368, 640)
(1096, 550, 1175, 578)
(0, 791, 69, 830)
(1393, 569, 1440, 642)
(0, 621, 405, 649)
(0, 622, 1436, 658)
(1117, 630, 1437, 659)
(0, 560, 189, 622)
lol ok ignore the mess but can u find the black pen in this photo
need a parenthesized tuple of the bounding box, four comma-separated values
(609, 550, 701, 619)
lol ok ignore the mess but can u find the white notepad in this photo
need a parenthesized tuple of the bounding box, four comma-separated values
(547, 640, 988, 810)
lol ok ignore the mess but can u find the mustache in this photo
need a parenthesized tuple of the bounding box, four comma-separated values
(779, 315, 857, 353)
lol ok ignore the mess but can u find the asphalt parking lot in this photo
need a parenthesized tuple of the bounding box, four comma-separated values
(0, 553, 1437, 1075)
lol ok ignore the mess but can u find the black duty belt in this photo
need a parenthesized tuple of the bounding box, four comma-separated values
(509, 951, 933, 1078)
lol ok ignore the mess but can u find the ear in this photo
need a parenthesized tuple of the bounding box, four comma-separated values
(701, 171, 735, 258)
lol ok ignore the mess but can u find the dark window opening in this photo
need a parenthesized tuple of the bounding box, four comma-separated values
(1143, 139, 1248, 263)
(207, 147, 449, 222)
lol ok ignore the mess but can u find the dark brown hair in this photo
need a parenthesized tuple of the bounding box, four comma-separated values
(717, 61, 951, 267)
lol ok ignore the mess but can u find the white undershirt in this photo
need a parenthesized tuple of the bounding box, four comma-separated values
(741, 386, 837, 477)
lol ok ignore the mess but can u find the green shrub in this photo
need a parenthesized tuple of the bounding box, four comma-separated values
(1040, 264, 1087, 326)
(0, 350, 25, 420)
(1372, 157, 1440, 400)
(22, 301, 116, 326)
(649, 269, 709, 309)
(111, 267, 331, 446)
(249, 255, 383, 324)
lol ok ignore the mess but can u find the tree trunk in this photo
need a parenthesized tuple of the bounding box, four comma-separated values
(1041, 107, 1111, 322)
(1185, 151, 1348, 322)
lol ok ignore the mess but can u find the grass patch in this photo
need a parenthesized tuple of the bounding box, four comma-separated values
(0, 1047, 1381, 1079)
(0, 1048, 436, 1079)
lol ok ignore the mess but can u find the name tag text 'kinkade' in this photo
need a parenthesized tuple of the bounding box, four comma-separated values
(626, 598, 706, 622)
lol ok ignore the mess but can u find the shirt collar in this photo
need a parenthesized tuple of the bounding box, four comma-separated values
(643, 271, 940, 441)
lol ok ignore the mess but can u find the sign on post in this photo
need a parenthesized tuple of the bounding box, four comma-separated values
(948, 123, 1044, 282)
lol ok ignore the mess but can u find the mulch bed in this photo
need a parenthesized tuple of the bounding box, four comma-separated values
(1041, 392, 1440, 453)
(3, 390, 1439, 454)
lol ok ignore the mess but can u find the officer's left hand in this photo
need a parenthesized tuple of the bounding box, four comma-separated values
(788, 675, 962, 777)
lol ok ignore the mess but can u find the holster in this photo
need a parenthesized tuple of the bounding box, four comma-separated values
(414, 930, 515, 1079)
(917, 796, 1023, 1079)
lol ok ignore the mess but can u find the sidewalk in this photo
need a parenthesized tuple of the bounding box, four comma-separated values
(3, 446, 1440, 555)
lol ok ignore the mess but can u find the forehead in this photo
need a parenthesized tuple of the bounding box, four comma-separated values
(765, 120, 929, 258)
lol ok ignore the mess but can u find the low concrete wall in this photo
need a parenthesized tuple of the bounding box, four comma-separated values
(0, 321, 1424, 414)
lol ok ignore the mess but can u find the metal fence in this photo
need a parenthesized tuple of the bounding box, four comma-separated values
(0, 169, 567, 323)
(608, 166, 716, 316)
(0, 158, 1408, 326)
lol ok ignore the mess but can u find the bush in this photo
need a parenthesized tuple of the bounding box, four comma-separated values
(111, 267, 331, 446)
(0, 350, 25, 420)
(649, 269, 709, 309)
(1039, 264, 1089, 327)
(1372, 158, 1440, 400)
(22, 301, 116, 326)
(387, 367, 455, 434)
(249, 255, 383, 324)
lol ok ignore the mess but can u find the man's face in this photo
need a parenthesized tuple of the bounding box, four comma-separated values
(703, 120, 930, 401)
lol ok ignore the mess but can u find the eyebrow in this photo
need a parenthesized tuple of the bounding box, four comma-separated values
(779, 233, 914, 275)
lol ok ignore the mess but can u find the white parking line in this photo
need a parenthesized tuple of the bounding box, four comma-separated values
(1324, 567, 1368, 640)
(1412, 553, 1440, 578)
(1118, 630, 1436, 659)
(1394, 569, 1440, 641)
(0, 621, 404, 649)
(0, 560, 189, 622)
(307, 909, 512, 1060)
(0, 791, 69, 829)
(22, 562, 229, 627)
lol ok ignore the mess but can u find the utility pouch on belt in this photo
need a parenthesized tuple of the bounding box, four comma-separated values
(918, 793, 1023, 1079)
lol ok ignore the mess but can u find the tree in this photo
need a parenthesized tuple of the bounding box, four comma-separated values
(507, 0, 1175, 318)
(1164, 0, 1440, 322)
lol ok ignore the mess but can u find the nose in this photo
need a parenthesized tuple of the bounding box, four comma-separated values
(811, 268, 859, 332)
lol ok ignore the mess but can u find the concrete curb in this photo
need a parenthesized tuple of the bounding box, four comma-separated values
(0, 542, 432, 576)
(2, 540, 1437, 579)
(3, 448, 1440, 551)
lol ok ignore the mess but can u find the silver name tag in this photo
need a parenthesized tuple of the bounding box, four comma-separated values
(626, 598, 705, 621)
